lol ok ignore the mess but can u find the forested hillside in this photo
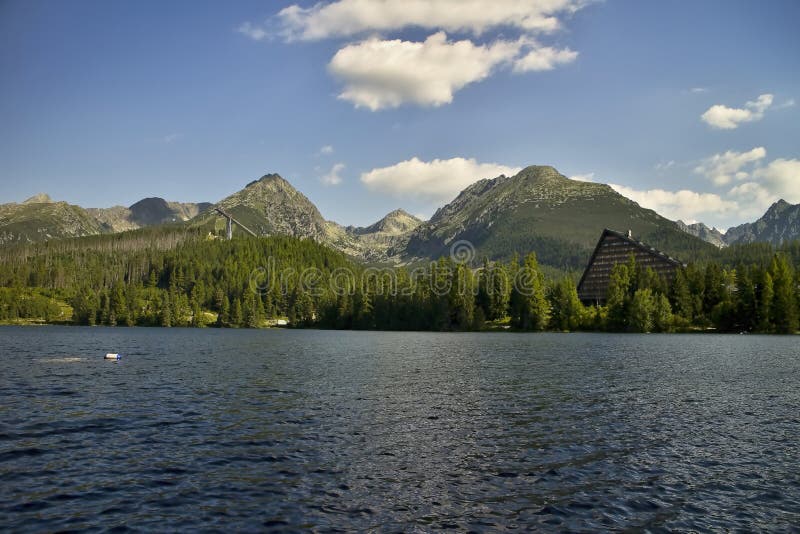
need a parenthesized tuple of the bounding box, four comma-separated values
(1, 228, 798, 333)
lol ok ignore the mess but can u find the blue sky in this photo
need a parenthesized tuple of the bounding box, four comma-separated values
(1, 0, 798, 230)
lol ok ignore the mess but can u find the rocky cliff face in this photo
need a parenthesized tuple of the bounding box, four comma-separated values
(675, 220, 727, 248)
(725, 200, 800, 245)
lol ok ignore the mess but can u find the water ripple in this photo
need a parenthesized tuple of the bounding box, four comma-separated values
(0, 327, 799, 530)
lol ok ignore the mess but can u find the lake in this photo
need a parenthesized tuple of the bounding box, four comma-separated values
(1, 326, 798, 531)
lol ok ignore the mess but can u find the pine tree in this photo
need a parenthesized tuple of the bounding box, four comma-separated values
(217, 294, 230, 327)
(160, 298, 172, 327)
(231, 298, 243, 328)
(755, 270, 774, 332)
(606, 263, 632, 331)
(513, 252, 550, 331)
(669, 269, 693, 322)
(770, 254, 798, 334)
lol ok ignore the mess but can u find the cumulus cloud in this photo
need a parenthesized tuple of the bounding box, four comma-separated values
(723, 160, 800, 219)
(693, 147, 766, 186)
(753, 158, 800, 204)
(700, 94, 773, 129)
(321, 162, 345, 186)
(239, 1, 584, 110)
(329, 32, 526, 110)
(609, 184, 739, 224)
(329, 32, 577, 110)
(512, 45, 578, 72)
(274, 0, 587, 41)
(361, 157, 521, 202)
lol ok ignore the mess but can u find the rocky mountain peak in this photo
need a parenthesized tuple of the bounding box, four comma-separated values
(725, 199, 800, 246)
(356, 209, 422, 236)
(245, 173, 289, 189)
(128, 197, 175, 226)
(675, 220, 727, 248)
(517, 165, 565, 182)
(23, 193, 54, 204)
(766, 199, 791, 214)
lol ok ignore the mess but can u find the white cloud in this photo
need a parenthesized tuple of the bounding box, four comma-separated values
(700, 93, 773, 129)
(275, 0, 587, 41)
(318, 145, 334, 156)
(236, 22, 268, 41)
(727, 182, 776, 220)
(569, 172, 595, 182)
(329, 32, 525, 110)
(512, 45, 578, 72)
(361, 157, 521, 202)
(694, 147, 766, 186)
(690, 87, 708, 94)
(724, 160, 800, 219)
(328, 32, 576, 110)
(609, 184, 739, 224)
(321, 162, 345, 186)
(247, 1, 584, 111)
(753, 158, 800, 204)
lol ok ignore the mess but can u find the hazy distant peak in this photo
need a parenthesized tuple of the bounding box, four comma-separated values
(23, 193, 54, 204)
(357, 209, 422, 236)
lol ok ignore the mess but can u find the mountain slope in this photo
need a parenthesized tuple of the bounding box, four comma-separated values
(89, 198, 211, 232)
(676, 220, 727, 248)
(0, 195, 105, 245)
(351, 209, 422, 236)
(193, 173, 331, 240)
(191, 175, 423, 262)
(725, 200, 800, 246)
(401, 165, 714, 269)
(343, 209, 423, 261)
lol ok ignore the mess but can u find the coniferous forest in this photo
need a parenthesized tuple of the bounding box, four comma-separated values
(1, 227, 799, 334)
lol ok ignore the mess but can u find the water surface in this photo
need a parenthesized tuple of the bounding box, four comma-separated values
(1, 327, 798, 531)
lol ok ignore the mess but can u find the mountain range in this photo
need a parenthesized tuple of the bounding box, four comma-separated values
(2, 166, 799, 269)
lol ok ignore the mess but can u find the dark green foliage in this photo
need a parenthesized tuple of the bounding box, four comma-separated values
(1, 226, 799, 334)
(548, 277, 584, 331)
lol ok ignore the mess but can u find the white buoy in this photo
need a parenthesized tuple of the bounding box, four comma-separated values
(104, 353, 121, 360)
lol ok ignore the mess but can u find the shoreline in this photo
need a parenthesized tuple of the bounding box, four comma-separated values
(1, 321, 794, 335)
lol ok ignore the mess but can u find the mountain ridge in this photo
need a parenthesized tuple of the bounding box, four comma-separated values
(3, 168, 798, 266)
(402, 165, 714, 268)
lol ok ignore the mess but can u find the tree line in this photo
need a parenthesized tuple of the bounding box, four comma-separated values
(0, 230, 798, 333)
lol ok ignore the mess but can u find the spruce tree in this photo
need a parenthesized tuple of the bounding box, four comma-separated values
(770, 254, 798, 334)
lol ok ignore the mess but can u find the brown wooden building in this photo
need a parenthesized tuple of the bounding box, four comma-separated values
(577, 229, 685, 305)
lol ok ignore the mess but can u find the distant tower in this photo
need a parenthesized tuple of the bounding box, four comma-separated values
(627, 229, 632, 238)
(226, 217, 233, 240)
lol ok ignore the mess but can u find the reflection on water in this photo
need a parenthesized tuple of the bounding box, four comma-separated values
(1, 326, 798, 530)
